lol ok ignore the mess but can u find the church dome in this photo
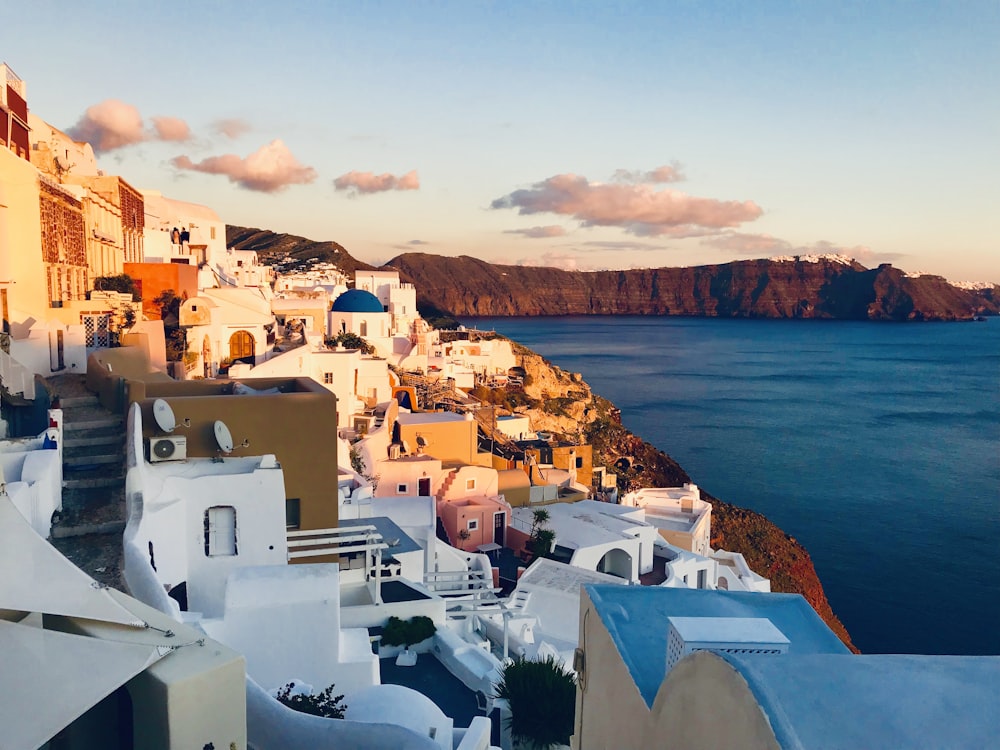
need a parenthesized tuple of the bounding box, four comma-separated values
(331, 289, 384, 313)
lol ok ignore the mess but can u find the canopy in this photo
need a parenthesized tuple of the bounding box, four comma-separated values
(0, 618, 165, 749)
(0, 496, 144, 626)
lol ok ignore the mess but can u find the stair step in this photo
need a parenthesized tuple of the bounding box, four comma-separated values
(64, 454, 121, 468)
(63, 475, 123, 490)
(58, 395, 99, 408)
(63, 433, 123, 448)
(64, 417, 122, 432)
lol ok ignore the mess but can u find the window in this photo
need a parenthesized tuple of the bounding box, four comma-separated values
(324, 372, 334, 384)
(191, 305, 198, 312)
(204, 506, 238, 556)
(466, 478, 476, 491)
(211, 226, 217, 239)
(285, 498, 301, 530)
(697, 568, 707, 590)
(397, 483, 408, 494)
(360, 321, 368, 336)
(576, 457, 584, 469)
(467, 519, 479, 531)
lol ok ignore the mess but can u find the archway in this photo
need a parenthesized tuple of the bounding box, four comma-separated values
(596, 547, 632, 579)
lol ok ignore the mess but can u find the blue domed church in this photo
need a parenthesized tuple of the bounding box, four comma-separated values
(328, 288, 390, 352)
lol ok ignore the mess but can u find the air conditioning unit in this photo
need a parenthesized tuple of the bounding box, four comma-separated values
(387, 444, 401, 459)
(148, 435, 187, 463)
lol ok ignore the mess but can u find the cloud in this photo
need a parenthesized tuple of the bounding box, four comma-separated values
(612, 164, 685, 184)
(504, 225, 567, 239)
(151, 116, 192, 142)
(407, 239, 428, 245)
(213, 118, 251, 139)
(515, 251, 587, 271)
(66, 99, 146, 152)
(333, 170, 420, 194)
(577, 239, 671, 252)
(66, 99, 194, 153)
(492, 172, 762, 237)
(171, 139, 317, 192)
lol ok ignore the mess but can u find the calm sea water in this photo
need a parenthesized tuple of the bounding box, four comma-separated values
(467, 316, 1000, 655)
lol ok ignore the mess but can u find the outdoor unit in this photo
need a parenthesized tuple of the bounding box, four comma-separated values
(148, 435, 187, 463)
(665, 617, 790, 673)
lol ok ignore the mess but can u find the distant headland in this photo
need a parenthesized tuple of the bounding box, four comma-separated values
(228, 226, 998, 323)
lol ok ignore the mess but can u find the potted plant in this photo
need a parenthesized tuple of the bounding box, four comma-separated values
(381, 615, 437, 665)
(494, 655, 576, 749)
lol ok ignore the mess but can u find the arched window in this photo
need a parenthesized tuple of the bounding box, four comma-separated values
(228, 330, 255, 363)
(359, 320, 368, 337)
(204, 506, 238, 556)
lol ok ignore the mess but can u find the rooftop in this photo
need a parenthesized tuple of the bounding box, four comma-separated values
(728, 653, 1000, 750)
(586, 585, 850, 708)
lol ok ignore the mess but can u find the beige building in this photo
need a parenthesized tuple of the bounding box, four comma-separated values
(572, 585, 852, 750)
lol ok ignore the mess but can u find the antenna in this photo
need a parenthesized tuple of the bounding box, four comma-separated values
(212, 420, 249, 461)
(152, 399, 176, 434)
(213, 420, 234, 454)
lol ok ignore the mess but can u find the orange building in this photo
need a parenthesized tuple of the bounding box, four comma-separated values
(124, 262, 199, 320)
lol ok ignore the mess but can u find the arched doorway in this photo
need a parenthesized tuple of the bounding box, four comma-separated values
(596, 547, 632, 579)
(228, 330, 255, 365)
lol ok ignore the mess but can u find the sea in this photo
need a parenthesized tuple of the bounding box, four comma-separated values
(465, 315, 1000, 655)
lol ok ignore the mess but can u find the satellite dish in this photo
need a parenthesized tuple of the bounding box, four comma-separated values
(416, 435, 428, 448)
(213, 420, 234, 454)
(152, 399, 176, 433)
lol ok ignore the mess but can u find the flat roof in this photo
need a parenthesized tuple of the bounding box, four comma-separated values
(728, 653, 1000, 750)
(339, 516, 422, 556)
(396, 412, 468, 425)
(586, 585, 850, 708)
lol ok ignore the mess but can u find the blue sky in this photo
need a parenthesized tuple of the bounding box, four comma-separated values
(4, 1, 998, 281)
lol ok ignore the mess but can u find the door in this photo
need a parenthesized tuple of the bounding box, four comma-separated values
(418, 477, 431, 496)
(204, 506, 237, 556)
(493, 511, 506, 546)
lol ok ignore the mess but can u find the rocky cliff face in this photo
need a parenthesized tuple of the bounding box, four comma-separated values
(384, 253, 997, 322)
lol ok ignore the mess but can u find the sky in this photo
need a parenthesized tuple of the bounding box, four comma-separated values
(3, 1, 998, 281)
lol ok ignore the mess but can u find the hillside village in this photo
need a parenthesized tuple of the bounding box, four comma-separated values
(1, 61, 997, 750)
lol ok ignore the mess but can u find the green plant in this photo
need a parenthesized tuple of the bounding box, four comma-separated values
(94, 274, 141, 300)
(275, 682, 347, 719)
(349, 446, 365, 474)
(330, 331, 375, 354)
(494, 655, 576, 749)
(381, 615, 437, 648)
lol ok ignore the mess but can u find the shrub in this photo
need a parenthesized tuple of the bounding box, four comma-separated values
(381, 615, 437, 647)
(275, 682, 346, 719)
(494, 656, 576, 749)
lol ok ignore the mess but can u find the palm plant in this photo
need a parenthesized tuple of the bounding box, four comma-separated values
(494, 655, 576, 749)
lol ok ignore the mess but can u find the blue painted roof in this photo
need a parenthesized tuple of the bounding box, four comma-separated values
(332, 288, 384, 313)
(585, 585, 849, 708)
(725, 653, 1000, 750)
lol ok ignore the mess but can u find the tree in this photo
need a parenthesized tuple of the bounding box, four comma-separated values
(527, 509, 555, 560)
(494, 656, 576, 749)
(93, 274, 140, 300)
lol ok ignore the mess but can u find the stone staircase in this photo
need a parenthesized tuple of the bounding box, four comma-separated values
(435, 468, 458, 503)
(50, 377, 127, 538)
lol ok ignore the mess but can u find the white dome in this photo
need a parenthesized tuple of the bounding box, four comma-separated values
(344, 684, 449, 737)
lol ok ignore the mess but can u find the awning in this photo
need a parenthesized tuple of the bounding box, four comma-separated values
(0, 496, 144, 626)
(0, 618, 164, 749)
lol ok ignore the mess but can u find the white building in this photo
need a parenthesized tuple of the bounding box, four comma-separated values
(621, 484, 712, 556)
(179, 286, 274, 374)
